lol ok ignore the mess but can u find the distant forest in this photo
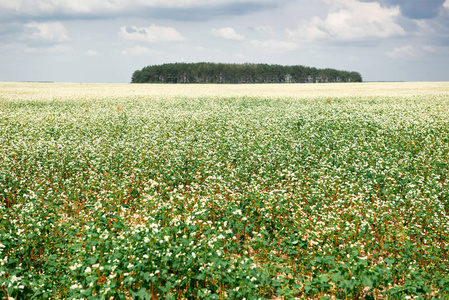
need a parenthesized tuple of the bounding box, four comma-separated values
(131, 62, 362, 84)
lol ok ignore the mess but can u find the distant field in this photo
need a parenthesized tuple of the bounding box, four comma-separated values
(1, 82, 448, 299)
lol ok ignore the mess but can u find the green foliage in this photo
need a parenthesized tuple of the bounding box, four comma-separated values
(131, 62, 363, 83)
(0, 84, 448, 299)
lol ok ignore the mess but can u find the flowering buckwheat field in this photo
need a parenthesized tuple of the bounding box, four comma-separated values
(0, 82, 448, 299)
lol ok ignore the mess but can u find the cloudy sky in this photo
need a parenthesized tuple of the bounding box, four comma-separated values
(1, 0, 448, 83)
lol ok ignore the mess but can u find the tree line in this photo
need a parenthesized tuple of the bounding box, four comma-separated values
(131, 62, 362, 84)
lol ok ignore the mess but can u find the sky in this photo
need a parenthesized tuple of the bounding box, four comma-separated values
(1, 0, 448, 83)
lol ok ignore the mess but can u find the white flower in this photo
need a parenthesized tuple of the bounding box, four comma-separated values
(144, 237, 150, 243)
(192, 252, 196, 258)
(127, 263, 134, 269)
(85, 267, 92, 273)
(69, 262, 82, 270)
(70, 284, 82, 290)
(92, 263, 100, 268)
(217, 234, 225, 239)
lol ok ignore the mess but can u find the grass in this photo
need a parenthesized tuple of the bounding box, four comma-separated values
(0, 82, 448, 299)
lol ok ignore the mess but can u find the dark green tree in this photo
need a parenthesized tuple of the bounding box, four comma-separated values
(130, 63, 362, 83)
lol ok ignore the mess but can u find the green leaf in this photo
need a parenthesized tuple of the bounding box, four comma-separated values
(136, 288, 152, 300)
(362, 276, 374, 288)
(331, 273, 345, 282)
(319, 274, 330, 283)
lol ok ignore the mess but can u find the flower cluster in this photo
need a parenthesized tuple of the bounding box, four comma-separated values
(0, 82, 448, 299)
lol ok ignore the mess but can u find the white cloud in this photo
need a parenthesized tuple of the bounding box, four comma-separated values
(234, 53, 245, 60)
(415, 20, 435, 32)
(287, 0, 405, 41)
(422, 45, 449, 55)
(0, 0, 23, 10)
(254, 25, 273, 33)
(119, 25, 185, 42)
(444, 0, 449, 8)
(250, 39, 298, 51)
(0, 43, 25, 53)
(24, 44, 70, 53)
(120, 46, 160, 56)
(85, 50, 99, 56)
(24, 22, 69, 42)
(422, 45, 436, 53)
(211, 27, 245, 40)
(386, 45, 415, 58)
(252, 25, 275, 35)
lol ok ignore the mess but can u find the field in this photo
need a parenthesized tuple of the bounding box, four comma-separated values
(1, 82, 448, 299)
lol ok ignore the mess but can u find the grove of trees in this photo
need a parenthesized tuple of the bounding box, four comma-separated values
(131, 62, 362, 84)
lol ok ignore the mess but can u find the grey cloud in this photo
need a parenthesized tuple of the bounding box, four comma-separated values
(125, 26, 137, 33)
(436, 9, 449, 28)
(361, 0, 445, 19)
(0, 1, 285, 22)
(434, 37, 449, 46)
(328, 39, 381, 48)
(0, 23, 23, 38)
(124, 2, 282, 22)
(391, 0, 445, 19)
